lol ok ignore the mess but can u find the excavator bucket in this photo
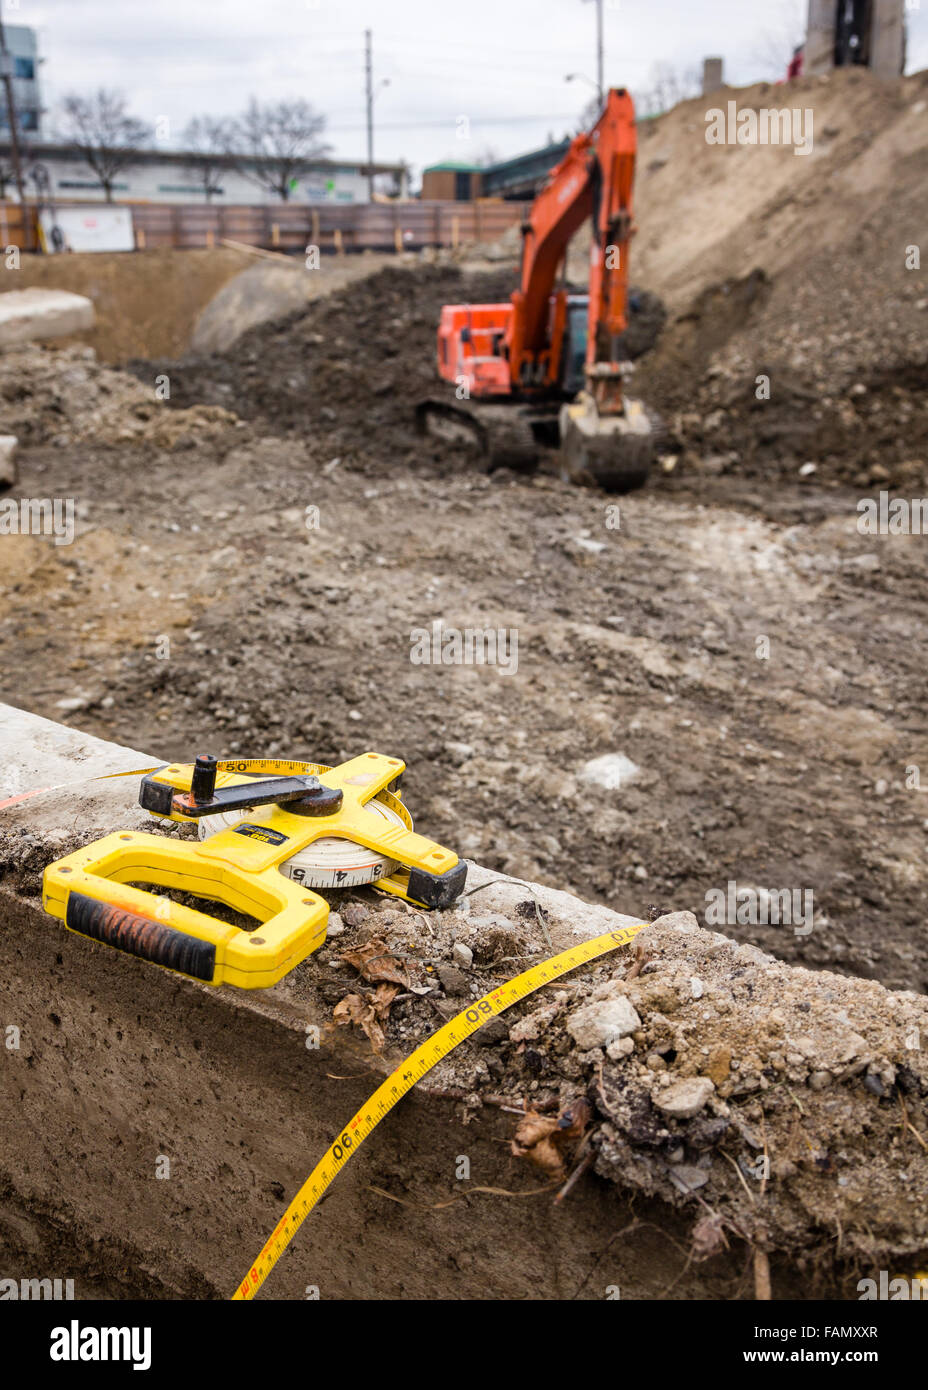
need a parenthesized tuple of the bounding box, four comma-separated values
(558, 393, 655, 492)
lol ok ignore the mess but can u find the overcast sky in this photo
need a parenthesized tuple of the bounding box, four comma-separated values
(12, 0, 928, 175)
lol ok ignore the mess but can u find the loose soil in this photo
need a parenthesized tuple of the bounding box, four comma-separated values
(2, 259, 927, 997)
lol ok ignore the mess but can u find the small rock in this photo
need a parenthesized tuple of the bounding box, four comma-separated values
(606, 1036, 635, 1061)
(809, 1070, 832, 1090)
(652, 910, 699, 935)
(0, 434, 18, 488)
(733, 943, 775, 966)
(666, 1164, 710, 1194)
(573, 535, 607, 554)
(340, 902, 369, 927)
(479, 1017, 509, 1046)
(567, 995, 641, 1050)
(452, 941, 473, 968)
(654, 1076, 715, 1119)
(326, 912, 345, 937)
(55, 696, 90, 712)
(578, 753, 640, 790)
(436, 963, 469, 996)
(445, 741, 475, 765)
(706, 1045, 731, 1086)
(798, 461, 817, 477)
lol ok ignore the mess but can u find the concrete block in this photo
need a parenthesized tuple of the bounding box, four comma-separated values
(0, 288, 95, 349)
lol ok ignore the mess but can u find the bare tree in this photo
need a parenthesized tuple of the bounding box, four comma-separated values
(575, 62, 701, 129)
(182, 116, 234, 201)
(58, 89, 151, 202)
(752, 0, 807, 79)
(641, 62, 702, 116)
(229, 98, 330, 202)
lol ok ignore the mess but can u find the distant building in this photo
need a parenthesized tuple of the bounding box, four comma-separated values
(0, 24, 42, 136)
(0, 142, 408, 204)
(422, 140, 571, 203)
(419, 162, 483, 202)
(805, 0, 906, 79)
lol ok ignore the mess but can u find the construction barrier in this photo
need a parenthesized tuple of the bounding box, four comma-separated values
(0, 201, 38, 252)
(0, 199, 528, 255)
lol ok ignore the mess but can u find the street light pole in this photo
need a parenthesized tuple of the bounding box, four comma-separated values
(0, 15, 26, 207)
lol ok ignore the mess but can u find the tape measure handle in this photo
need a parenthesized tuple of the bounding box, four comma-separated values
(65, 891, 217, 982)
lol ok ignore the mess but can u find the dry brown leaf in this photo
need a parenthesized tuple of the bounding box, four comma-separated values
(511, 1098, 593, 1180)
(338, 936, 409, 988)
(333, 983, 401, 1055)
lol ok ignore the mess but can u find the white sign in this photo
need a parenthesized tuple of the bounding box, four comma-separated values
(40, 206, 134, 254)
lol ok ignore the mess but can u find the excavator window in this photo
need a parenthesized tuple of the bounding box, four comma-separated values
(562, 298, 588, 396)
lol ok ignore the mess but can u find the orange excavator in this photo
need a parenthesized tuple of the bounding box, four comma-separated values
(417, 88, 655, 491)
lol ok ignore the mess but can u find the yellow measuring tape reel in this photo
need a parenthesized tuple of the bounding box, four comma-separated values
(234, 918, 647, 1299)
(42, 754, 466, 989)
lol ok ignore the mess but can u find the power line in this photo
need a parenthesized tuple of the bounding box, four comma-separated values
(324, 112, 579, 133)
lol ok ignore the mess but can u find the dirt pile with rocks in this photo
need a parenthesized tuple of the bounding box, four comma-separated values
(0, 342, 236, 449)
(139, 264, 514, 466)
(314, 883, 928, 1290)
(631, 67, 928, 488)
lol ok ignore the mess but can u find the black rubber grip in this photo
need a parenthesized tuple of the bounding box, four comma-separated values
(65, 892, 216, 982)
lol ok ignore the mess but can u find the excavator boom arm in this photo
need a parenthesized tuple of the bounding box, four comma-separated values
(508, 87, 638, 405)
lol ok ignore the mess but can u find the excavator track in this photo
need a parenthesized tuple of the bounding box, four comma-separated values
(417, 394, 656, 492)
(415, 399, 542, 473)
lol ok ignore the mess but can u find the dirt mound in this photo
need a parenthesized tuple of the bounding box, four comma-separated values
(317, 892, 928, 1285)
(140, 264, 517, 471)
(629, 67, 928, 487)
(0, 342, 236, 449)
(189, 254, 393, 354)
(635, 67, 928, 309)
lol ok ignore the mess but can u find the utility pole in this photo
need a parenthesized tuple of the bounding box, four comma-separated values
(0, 14, 26, 207)
(365, 28, 374, 202)
(581, 0, 604, 106)
(594, 0, 604, 105)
